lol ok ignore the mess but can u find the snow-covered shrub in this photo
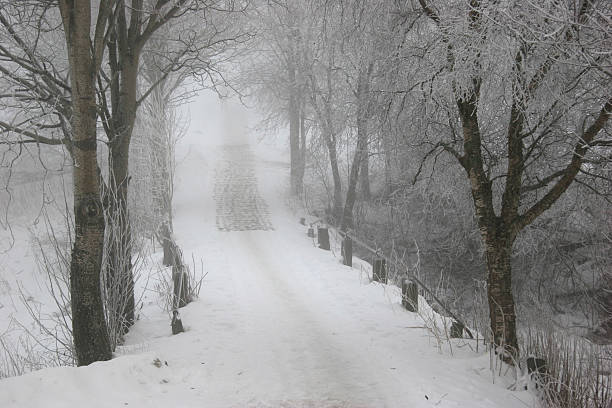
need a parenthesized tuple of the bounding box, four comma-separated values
(152, 251, 206, 314)
(0, 327, 68, 379)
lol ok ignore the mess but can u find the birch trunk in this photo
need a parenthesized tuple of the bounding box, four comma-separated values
(59, 0, 111, 366)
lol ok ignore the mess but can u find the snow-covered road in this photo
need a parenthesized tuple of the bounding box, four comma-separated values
(0, 117, 533, 407)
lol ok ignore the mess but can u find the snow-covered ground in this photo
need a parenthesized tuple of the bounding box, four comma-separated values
(0, 94, 533, 407)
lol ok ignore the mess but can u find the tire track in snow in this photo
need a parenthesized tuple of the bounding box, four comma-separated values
(200, 142, 516, 407)
(209, 145, 389, 406)
(223, 230, 385, 407)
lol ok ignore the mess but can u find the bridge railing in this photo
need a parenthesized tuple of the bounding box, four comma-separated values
(308, 219, 474, 340)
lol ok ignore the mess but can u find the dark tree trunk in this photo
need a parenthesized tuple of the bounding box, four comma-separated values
(382, 132, 394, 199)
(320, 62, 343, 223)
(106, 147, 135, 330)
(106, 53, 139, 330)
(340, 126, 367, 232)
(340, 66, 371, 232)
(358, 64, 372, 201)
(360, 147, 370, 200)
(308, 57, 342, 222)
(457, 90, 521, 362)
(326, 135, 343, 223)
(483, 232, 518, 360)
(596, 271, 612, 342)
(59, 0, 111, 366)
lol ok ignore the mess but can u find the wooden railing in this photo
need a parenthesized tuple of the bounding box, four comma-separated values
(311, 220, 474, 340)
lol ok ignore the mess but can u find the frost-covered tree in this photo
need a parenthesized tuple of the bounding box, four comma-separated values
(241, 0, 311, 195)
(0, 0, 250, 364)
(132, 30, 190, 243)
(303, 1, 350, 221)
(335, 0, 394, 231)
(96, 0, 249, 330)
(417, 0, 611, 360)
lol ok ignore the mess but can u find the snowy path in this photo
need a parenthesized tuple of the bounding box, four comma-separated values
(0, 139, 532, 407)
(214, 145, 273, 232)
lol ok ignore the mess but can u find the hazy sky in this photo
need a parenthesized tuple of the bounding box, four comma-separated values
(180, 90, 252, 148)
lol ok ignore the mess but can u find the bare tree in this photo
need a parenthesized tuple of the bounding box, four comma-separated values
(1, 0, 249, 363)
(137, 34, 188, 237)
(96, 1, 248, 329)
(241, 0, 310, 195)
(336, 0, 392, 230)
(417, 0, 611, 361)
(303, 1, 347, 221)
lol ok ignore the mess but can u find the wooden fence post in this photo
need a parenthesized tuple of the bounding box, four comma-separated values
(160, 223, 174, 266)
(373, 258, 387, 283)
(342, 237, 352, 267)
(526, 357, 547, 389)
(450, 321, 464, 338)
(317, 227, 330, 250)
(402, 279, 418, 312)
(172, 264, 189, 308)
(171, 310, 184, 334)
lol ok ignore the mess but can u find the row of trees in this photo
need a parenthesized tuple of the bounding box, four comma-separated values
(0, 1, 246, 365)
(246, 0, 611, 361)
(1, 0, 609, 371)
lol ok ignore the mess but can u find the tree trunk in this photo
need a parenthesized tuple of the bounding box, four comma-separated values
(340, 125, 367, 232)
(326, 136, 343, 223)
(106, 54, 139, 330)
(360, 146, 370, 200)
(483, 232, 518, 362)
(106, 141, 135, 331)
(288, 63, 301, 195)
(341, 66, 370, 231)
(320, 60, 342, 222)
(598, 287, 612, 342)
(59, 0, 112, 366)
(382, 132, 394, 199)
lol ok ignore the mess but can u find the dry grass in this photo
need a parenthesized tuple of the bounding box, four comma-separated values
(521, 326, 611, 407)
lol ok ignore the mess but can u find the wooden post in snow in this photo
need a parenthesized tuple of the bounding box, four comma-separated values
(402, 279, 418, 312)
(526, 357, 547, 389)
(450, 321, 464, 338)
(160, 223, 175, 266)
(171, 255, 188, 335)
(373, 259, 387, 283)
(342, 237, 352, 267)
(317, 227, 330, 250)
(171, 310, 184, 334)
(172, 264, 189, 308)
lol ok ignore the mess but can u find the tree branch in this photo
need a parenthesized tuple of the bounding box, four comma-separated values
(515, 97, 612, 233)
(0, 121, 66, 146)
